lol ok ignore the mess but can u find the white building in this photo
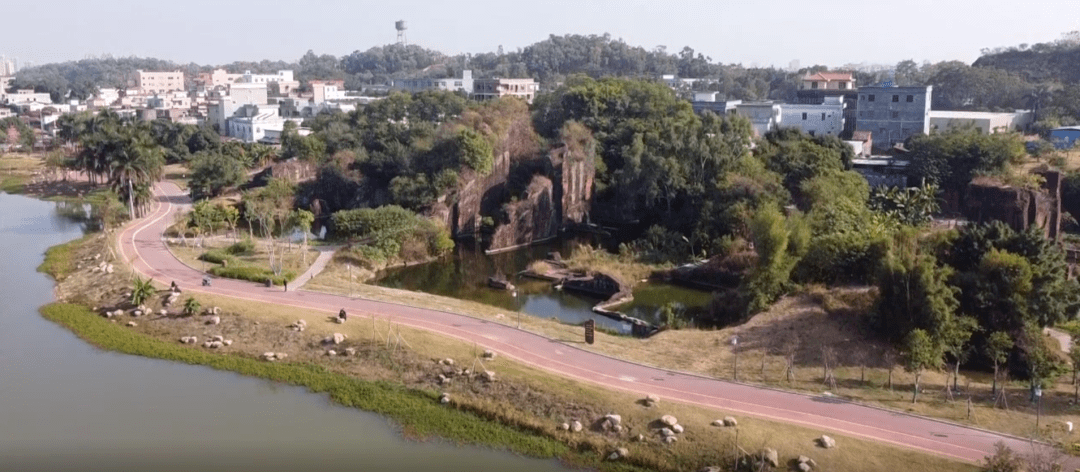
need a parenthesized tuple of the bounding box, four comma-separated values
(928, 110, 1033, 135)
(137, 70, 186, 94)
(780, 96, 846, 137)
(6, 89, 52, 105)
(228, 82, 268, 106)
(734, 102, 782, 137)
(228, 104, 284, 143)
(394, 70, 474, 94)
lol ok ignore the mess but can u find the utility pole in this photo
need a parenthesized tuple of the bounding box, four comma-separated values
(732, 335, 739, 381)
(1035, 385, 1043, 435)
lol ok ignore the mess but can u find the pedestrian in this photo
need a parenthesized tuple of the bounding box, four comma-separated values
(339, 308, 347, 321)
(284, 280, 288, 292)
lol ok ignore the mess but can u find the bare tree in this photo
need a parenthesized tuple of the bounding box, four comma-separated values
(822, 345, 838, 390)
(883, 348, 898, 392)
(852, 347, 868, 386)
(1025, 440, 1064, 472)
(783, 337, 800, 382)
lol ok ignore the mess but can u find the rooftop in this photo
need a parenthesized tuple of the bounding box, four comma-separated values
(929, 110, 1030, 119)
(804, 72, 854, 82)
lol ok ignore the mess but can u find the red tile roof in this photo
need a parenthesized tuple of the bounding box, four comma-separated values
(804, 72, 854, 82)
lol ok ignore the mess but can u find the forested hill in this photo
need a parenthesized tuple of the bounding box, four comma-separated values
(973, 44, 1080, 84)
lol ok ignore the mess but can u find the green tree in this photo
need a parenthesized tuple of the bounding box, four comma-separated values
(130, 276, 156, 306)
(985, 331, 1013, 397)
(903, 329, 943, 403)
(455, 128, 494, 176)
(289, 209, 315, 264)
(873, 229, 961, 343)
(188, 151, 246, 200)
(1071, 335, 1080, 402)
(740, 205, 810, 315)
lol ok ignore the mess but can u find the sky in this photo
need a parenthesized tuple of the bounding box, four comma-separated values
(2, 0, 1078, 70)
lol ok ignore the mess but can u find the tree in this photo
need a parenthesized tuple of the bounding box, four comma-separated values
(903, 328, 943, 403)
(986, 331, 1013, 397)
(188, 151, 246, 200)
(182, 297, 201, 316)
(1070, 335, 1080, 402)
(455, 128, 494, 176)
(873, 229, 961, 344)
(289, 209, 314, 264)
(739, 205, 810, 316)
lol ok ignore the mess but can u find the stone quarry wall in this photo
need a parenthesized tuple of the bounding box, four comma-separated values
(550, 144, 595, 226)
(962, 170, 1061, 241)
(489, 176, 557, 250)
(449, 151, 510, 238)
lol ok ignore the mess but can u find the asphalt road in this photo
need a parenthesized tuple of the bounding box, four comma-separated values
(117, 182, 1065, 466)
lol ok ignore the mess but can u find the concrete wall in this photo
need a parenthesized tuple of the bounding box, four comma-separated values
(929, 110, 1032, 135)
(734, 103, 782, 137)
(855, 85, 932, 150)
(780, 99, 845, 137)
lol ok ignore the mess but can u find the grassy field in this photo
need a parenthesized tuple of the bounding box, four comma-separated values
(304, 260, 1080, 447)
(40, 230, 977, 472)
(168, 238, 318, 285)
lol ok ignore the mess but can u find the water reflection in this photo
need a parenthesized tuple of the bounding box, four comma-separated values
(373, 239, 713, 333)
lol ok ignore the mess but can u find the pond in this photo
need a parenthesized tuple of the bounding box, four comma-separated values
(0, 192, 570, 472)
(372, 239, 714, 333)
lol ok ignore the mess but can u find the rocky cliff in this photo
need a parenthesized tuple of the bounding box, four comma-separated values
(962, 170, 1061, 241)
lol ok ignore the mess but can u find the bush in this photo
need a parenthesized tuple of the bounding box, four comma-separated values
(209, 265, 293, 286)
(225, 239, 255, 255)
(199, 250, 233, 265)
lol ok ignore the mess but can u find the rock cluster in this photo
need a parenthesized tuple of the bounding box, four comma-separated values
(178, 336, 198, 344)
(321, 333, 346, 345)
(796, 455, 818, 471)
(598, 414, 622, 433)
(657, 415, 682, 444)
(203, 306, 221, 316)
(165, 292, 179, 306)
(101, 309, 125, 318)
(817, 435, 836, 449)
(261, 352, 288, 361)
(288, 319, 307, 332)
(90, 261, 114, 274)
(439, 392, 451, 404)
(643, 394, 660, 407)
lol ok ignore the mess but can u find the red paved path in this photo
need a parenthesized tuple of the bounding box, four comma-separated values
(118, 182, 1062, 466)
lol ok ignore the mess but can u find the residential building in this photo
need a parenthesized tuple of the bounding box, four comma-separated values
(206, 98, 240, 134)
(1049, 127, 1080, 149)
(0, 56, 16, 76)
(228, 104, 284, 143)
(847, 130, 873, 158)
(472, 78, 539, 103)
(780, 96, 845, 137)
(733, 102, 782, 137)
(197, 69, 244, 88)
(800, 72, 855, 91)
(394, 70, 474, 94)
(852, 157, 909, 188)
(928, 110, 1032, 135)
(312, 83, 348, 104)
(6, 89, 52, 105)
(147, 91, 191, 110)
(0, 108, 13, 119)
(229, 82, 268, 106)
(0, 76, 15, 101)
(855, 85, 932, 150)
(137, 70, 186, 94)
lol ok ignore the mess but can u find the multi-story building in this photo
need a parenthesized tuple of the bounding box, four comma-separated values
(796, 72, 858, 137)
(0, 56, 17, 76)
(197, 69, 244, 88)
(6, 89, 52, 105)
(780, 96, 846, 137)
(800, 72, 855, 91)
(228, 82, 268, 106)
(472, 78, 539, 103)
(228, 104, 285, 143)
(733, 102, 783, 137)
(137, 70, 186, 94)
(690, 93, 741, 116)
(394, 70, 474, 94)
(855, 85, 932, 151)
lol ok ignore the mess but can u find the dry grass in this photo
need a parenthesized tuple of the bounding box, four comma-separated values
(563, 244, 662, 287)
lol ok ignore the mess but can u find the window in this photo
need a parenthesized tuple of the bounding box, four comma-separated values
(892, 95, 899, 102)
(891, 111, 899, 118)
(821, 113, 826, 121)
(802, 112, 807, 120)
(906, 95, 914, 102)
(868, 94, 875, 102)
(808, 130, 816, 137)
(811, 81, 818, 89)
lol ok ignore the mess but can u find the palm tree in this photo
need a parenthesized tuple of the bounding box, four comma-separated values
(108, 128, 164, 218)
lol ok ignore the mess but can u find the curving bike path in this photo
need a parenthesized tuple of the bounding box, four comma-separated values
(118, 182, 1060, 466)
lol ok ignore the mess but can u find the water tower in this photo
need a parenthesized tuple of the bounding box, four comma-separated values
(395, 20, 407, 47)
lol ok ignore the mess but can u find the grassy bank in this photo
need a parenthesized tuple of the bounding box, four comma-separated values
(38, 303, 584, 466)
(39, 235, 94, 281)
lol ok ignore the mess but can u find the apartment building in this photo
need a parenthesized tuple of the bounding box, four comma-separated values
(855, 85, 932, 150)
(472, 78, 539, 103)
(395, 70, 474, 94)
(137, 70, 186, 94)
(780, 96, 846, 137)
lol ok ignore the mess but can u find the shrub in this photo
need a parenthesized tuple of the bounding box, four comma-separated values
(209, 265, 293, 286)
(199, 250, 233, 265)
(225, 238, 255, 255)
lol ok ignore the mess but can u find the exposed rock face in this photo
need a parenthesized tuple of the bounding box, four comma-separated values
(960, 170, 1061, 242)
(489, 175, 557, 251)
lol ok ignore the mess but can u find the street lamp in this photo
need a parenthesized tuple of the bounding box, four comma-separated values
(513, 290, 520, 329)
(1035, 385, 1043, 433)
(732, 335, 739, 381)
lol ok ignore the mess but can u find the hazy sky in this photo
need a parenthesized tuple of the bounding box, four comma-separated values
(2, 0, 1077, 69)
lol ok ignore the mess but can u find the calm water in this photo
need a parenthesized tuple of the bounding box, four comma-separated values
(0, 193, 570, 472)
(373, 240, 713, 333)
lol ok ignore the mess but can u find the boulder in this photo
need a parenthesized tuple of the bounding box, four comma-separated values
(644, 394, 660, 406)
(211, 335, 224, 343)
(606, 447, 628, 461)
(261, 352, 277, 361)
(723, 416, 738, 427)
(441, 358, 455, 366)
(612, 424, 623, 433)
(332, 333, 345, 344)
(659, 428, 674, 438)
(126, 321, 137, 327)
(179, 337, 190, 343)
(797, 463, 812, 472)
(212, 306, 221, 315)
(275, 352, 288, 360)
(159, 309, 168, 316)
(662, 435, 677, 444)
(334, 317, 344, 324)
(711, 419, 724, 427)
(207, 316, 220, 325)
(672, 424, 684, 434)
(817, 435, 836, 449)
(633, 434, 645, 442)
(203, 341, 212, 348)
(571, 421, 583, 432)
(223, 340, 233, 346)
(558, 423, 569, 431)
(439, 393, 451, 404)
(483, 350, 497, 359)
(605, 414, 622, 427)
(208, 341, 222, 349)
(483, 370, 496, 382)
(762, 448, 778, 468)
(131, 310, 142, 317)
(660, 415, 678, 427)
(344, 348, 356, 356)
(326, 350, 337, 357)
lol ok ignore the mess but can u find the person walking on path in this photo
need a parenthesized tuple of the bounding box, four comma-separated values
(284, 280, 288, 292)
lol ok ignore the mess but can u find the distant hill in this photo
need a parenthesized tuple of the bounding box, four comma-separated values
(973, 43, 1080, 84)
